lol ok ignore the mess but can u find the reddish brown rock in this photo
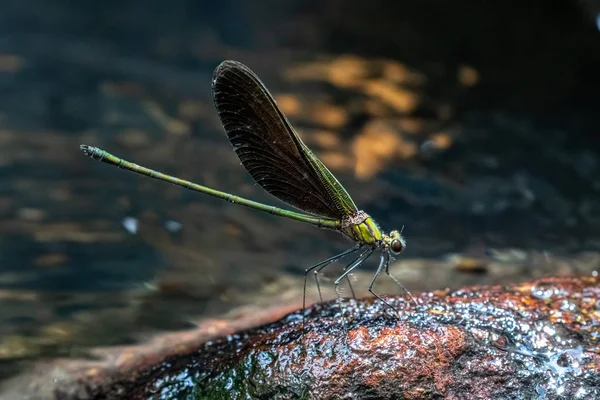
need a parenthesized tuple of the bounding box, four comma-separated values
(3, 276, 600, 399)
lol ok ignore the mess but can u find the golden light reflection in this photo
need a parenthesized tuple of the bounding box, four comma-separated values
(458, 65, 479, 87)
(363, 79, 419, 114)
(319, 151, 353, 171)
(429, 132, 452, 150)
(327, 55, 370, 88)
(352, 121, 417, 180)
(382, 61, 426, 85)
(282, 55, 461, 179)
(275, 94, 302, 117)
(309, 130, 342, 149)
(310, 102, 348, 129)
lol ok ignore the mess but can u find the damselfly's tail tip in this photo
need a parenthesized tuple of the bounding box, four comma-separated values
(80, 144, 96, 157)
(80, 144, 105, 161)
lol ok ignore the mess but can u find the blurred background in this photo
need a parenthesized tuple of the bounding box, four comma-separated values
(1, 0, 600, 386)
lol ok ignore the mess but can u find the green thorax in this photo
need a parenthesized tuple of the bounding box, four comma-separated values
(341, 210, 383, 245)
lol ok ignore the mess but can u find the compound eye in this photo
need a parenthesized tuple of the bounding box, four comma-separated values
(390, 239, 405, 254)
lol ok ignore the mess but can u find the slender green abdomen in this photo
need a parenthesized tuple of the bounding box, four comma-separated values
(80, 145, 341, 230)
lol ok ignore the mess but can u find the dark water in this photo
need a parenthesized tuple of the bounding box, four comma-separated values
(1, 0, 600, 385)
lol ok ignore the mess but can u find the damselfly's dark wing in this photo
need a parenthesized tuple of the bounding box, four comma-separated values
(212, 60, 358, 220)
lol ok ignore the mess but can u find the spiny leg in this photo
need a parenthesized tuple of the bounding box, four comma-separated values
(302, 245, 362, 332)
(306, 245, 362, 303)
(333, 248, 374, 330)
(310, 245, 362, 304)
(334, 248, 375, 292)
(317, 259, 357, 303)
(368, 252, 401, 317)
(384, 255, 418, 307)
(343, 266, 357, 300)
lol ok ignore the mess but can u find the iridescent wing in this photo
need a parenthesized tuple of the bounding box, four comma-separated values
(212, 60, 358, 219)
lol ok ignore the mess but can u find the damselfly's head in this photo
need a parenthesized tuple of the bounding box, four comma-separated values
(385, 230, 406, 255)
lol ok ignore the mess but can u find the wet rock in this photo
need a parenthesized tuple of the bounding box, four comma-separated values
(2, 275, 599, 399)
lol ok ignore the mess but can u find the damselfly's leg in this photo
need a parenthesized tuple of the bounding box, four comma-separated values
(384, 254, 418, 306)
(334, 248, 375, 295)
(368, 252, 401, 316)
(312, 245, 362, 304)
(333, 248, 374, 330)
(343, 266, 357, 300)
(303, 245, 362, 332)
(305, 245, 362, 305)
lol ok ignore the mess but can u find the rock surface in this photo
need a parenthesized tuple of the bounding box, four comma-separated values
(3, 275, 599, 399)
